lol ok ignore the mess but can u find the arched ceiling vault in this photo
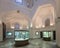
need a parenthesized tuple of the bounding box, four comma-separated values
(5, 11, 30, 22)
(2, 10, 30, 28)
(1, 3, 56, 29)
(32, 4, 56, 28)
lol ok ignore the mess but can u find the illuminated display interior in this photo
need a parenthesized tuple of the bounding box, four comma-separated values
(43, 32, 52, 38)
(6, 32, 12, 36)
(15, 30, 29, 41)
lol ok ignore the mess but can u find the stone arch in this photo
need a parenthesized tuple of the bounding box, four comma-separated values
(32, 4, 55, 28)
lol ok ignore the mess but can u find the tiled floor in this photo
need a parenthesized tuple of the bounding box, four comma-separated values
(0, 39, 59, 48)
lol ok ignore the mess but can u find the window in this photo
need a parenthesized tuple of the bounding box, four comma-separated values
(16, 0, 23, 4)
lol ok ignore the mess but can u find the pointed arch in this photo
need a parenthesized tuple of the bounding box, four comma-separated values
(32, 4, 55, 28)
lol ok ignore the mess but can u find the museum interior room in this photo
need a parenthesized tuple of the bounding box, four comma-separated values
(0, 0, 60, 48)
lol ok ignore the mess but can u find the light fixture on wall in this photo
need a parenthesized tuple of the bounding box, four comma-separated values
(30, 23, 33, 27)
(50, 23, 54, 26)
(11, 26, 15, 29)
(42, 25, 45, 28)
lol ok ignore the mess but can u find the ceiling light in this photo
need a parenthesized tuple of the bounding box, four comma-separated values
(36, 25, 41, 28)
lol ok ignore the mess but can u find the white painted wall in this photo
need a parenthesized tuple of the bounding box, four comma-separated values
(56, 19, 60, 47)
(55, 0, 60, 47)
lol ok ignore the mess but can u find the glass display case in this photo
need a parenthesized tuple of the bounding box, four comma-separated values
(6, 32, 12, 36)
(6, 32, 14, 38)
(15, 30, 29, 41)
(43, 32, 51, 38)
(42, 31, 52, 41)
(14, 30, 29, 46)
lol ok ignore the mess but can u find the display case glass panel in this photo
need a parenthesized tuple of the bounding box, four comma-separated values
(6, 32, 12, 36)
(15, 30, 29, 41)
(43, 32, 51, 38)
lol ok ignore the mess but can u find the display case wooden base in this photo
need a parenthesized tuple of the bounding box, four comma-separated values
(14, 40, 29, 47)
(43, 37, 51, 41)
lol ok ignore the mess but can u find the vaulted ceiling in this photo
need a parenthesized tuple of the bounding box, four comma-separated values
(0, 0, 56, 17)
(0, 0, 56, 29)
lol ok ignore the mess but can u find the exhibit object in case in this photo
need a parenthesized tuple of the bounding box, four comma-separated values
(14, 30, 29, 47)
